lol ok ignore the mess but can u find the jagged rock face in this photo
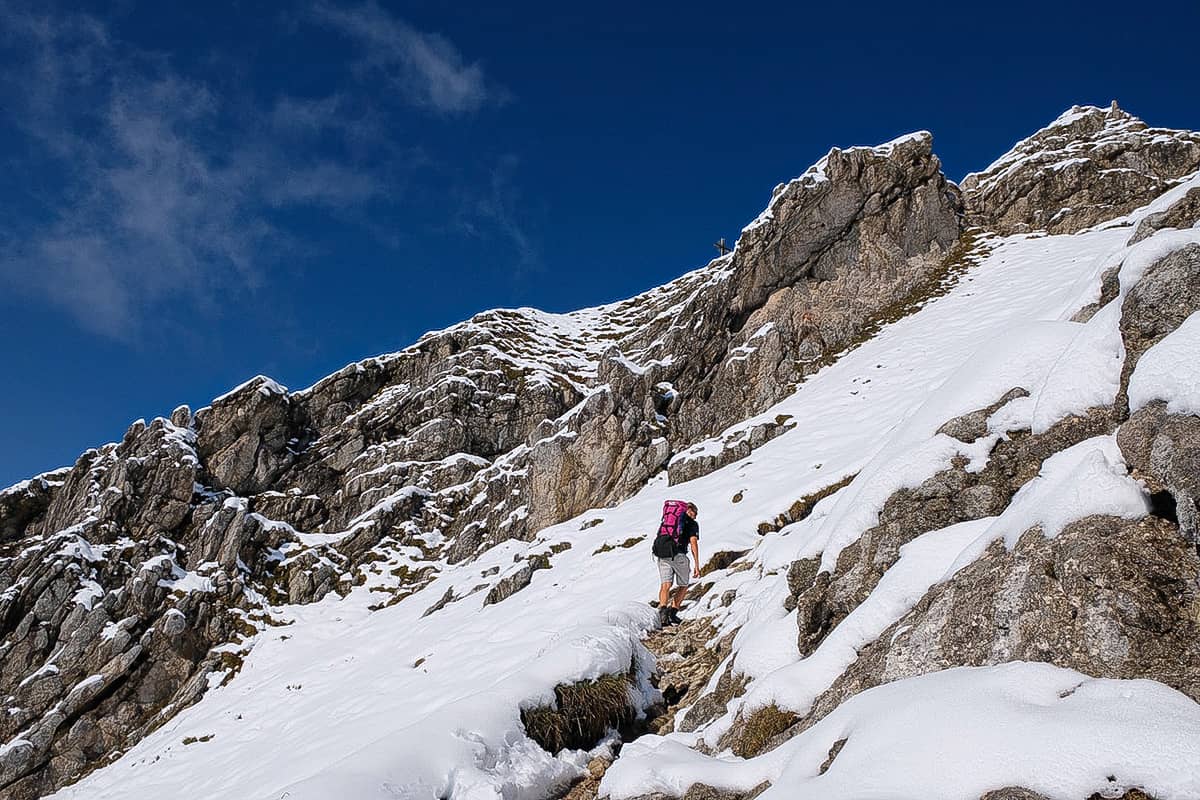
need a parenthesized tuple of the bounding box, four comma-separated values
(790, 513, 1200, 752)
(258, 130, 963, 558)
(1119, 243, 1200, 368)
(0, 469, 69, 544)
(0, 418, 368, 799)
(1114, 242, 1200, 538)
(1129, 186, 1200, 244)
(195, 378, 300, 496)
(664, 132, 962, 449)
(1, 422, 240, 798)
(962, 103, 1200, 235)
(441, 132, 962, 542)
(1119, 404, 1200, 541)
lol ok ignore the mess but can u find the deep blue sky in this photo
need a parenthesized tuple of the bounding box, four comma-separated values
(2, 0, 1198, 487)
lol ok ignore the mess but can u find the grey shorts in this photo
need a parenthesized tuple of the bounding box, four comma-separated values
(656, 554, 691, 587)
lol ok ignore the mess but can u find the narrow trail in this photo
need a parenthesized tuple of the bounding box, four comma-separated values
(553, 602, 742, 800)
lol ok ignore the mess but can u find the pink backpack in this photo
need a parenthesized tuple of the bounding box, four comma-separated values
(652, 500, 690, 558)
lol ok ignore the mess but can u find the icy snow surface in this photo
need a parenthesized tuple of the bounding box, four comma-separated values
(1130, 311, 1200, 415)
(52, 206, 1200, 798)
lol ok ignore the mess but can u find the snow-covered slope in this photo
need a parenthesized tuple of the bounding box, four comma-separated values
(43, 168, 1200, 799)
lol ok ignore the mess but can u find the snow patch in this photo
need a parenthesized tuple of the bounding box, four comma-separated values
(1129, 311, 1200, 415)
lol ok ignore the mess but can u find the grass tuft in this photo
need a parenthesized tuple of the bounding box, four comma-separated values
(699, 549, 749, 577)
(733, 704, 798, 757)
(181, 734, 214, 745)
(593, 536, 643, 555)
(521, 673, 634, 753)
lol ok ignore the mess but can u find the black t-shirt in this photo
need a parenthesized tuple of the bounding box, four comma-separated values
(677, 516, 699, 551)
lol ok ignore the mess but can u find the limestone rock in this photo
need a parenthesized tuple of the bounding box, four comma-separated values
(482, 556, 548, 606)
(1118, 243, 1200, 370)
(195, 376, 299, 495)
(790, 405, 1117, 657)
(936, 387, 1029, 442)
(1130, 186, 1200, 244)
(791, 515, 1200, 749)
(1118, 403, 1200, 541)
(962, 103, 1200, 235)
(667, 131, 962, 452)
(0, 469, 68, 543)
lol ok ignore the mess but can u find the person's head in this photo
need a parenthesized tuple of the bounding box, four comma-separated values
(686, 502, 698, 519)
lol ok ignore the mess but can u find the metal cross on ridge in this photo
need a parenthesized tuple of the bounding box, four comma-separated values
(713, 237, 732, 256)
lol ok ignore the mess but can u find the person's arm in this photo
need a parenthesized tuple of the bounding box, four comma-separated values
(690, 537, 700, 578)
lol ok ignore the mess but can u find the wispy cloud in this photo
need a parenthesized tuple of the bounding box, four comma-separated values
(0, 2, 526, 339)
(0, 5, 389, 339)
(453, 155, 541, 272)
(313, 1, 498, 115)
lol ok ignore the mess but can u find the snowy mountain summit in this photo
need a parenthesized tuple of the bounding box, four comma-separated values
(3, 104, 1200, 800)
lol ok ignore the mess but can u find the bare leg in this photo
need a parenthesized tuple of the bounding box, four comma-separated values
(659, 581, 673, 608)
(671, 585, 687, 609)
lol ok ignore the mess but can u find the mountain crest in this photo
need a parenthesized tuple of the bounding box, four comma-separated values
(961, 101, 1200, 234)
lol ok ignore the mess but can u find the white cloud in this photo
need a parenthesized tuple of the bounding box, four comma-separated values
(452, 155, 541, 272)
(0, 3, 525, 338)
(266, 161, 380, 206)
(313, 1, 494, 114)
(0, 6, 384, 339)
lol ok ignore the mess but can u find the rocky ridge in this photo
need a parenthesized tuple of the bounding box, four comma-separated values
(2, 105, 1200, 799)
(962, 102, 1200, 235)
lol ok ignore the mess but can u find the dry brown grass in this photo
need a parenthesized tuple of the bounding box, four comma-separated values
(521, 673, 634, 753)
(732, 704, 798, 757)
(592, 536, 642, 555)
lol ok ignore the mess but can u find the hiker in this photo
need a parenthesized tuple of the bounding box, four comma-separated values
(652, 500, 700, 625)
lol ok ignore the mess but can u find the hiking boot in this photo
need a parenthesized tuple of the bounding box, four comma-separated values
(658, 606, 673, 627)
(666, 607, 681, 625)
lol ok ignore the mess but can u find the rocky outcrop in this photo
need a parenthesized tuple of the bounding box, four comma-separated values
(1118, 243, 1200, 373)
(523, 350, 671, 534)
(1119, 404, 1200, 541)
(0, 418, 366, 799)
(962, 103, 1200, 235)
(788, 405, 1117, 658)
(0, 469, 69, 544)
(785, 513, 1200, 754)
(1115, 242, 1200, 538)
(195, 380, 301, 495)
(313, 129, 965, 560)
(1130, 186, 1200, 244)
(664, 132, 962, 448)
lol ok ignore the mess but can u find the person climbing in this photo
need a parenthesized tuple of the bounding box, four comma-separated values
(652, 500, 700, 626)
